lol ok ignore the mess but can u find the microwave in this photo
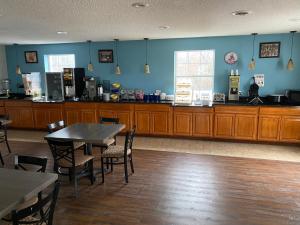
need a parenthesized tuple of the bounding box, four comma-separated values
(286, 90, 300, 104)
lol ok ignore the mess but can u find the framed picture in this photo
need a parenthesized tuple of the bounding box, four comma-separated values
(259, 42, 281, 58)
(24, 51, 38, 63)
(98, 49, 113, 63)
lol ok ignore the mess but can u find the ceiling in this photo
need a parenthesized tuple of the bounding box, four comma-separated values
(0, 0, 299, 44)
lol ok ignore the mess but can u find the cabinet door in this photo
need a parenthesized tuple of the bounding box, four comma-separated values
(33, 109, 49, 129)
(116, 111, 131, 132)
(81, 110, 96, 123)
(193, 113, 213, 137)
(19, 108, 35, 128)
(280, 116, 300, 143)
(98, 110, 116, 122)
(235, 114, 257, 140)
(6, 108, 20, 128)
(7, 108, 34, 128)
(214, 113, 235, 138)
(65, 110, 80, 125)
(258, 115, 281, 141)
(151, 111, 169, 135)
(48, 109, 63, 124)
(173, 112, 192, 136)
(135, 111, 151, 134)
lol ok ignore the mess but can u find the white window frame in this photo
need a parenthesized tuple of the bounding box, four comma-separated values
(174, 50, 215, 104)
(45, 54, 75, 72)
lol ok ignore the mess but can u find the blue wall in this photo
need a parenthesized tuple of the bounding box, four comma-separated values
(5, 33, 300, 96)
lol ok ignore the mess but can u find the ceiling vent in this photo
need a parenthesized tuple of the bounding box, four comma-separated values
(232, 10, 252, 16)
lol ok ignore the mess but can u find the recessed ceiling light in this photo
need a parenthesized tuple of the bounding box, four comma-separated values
(159, 25, 170, 30)
(289, 18, 300, 22)
(131, 2, 149, 8)
(57, 31, 68, 35)
(232, 10, 252, 16)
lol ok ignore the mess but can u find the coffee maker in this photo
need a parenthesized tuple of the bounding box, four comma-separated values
(63, 68, 85, 99)
(228, 75, 240, 101)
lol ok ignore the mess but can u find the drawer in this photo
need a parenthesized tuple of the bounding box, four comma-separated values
(134, 104, 172, 112)
(173, 106, 214, 113)
(5, 100, 32, 107)
(214, 106, 259, 114)
(260, 106, 300, 116)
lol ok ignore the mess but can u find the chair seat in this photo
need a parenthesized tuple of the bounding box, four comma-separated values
(2, 196, 38, 221)
(93, 138, 115, 148)
(58, 154, 94, 167)
(1, 216, 47, 225)
(0, 131, 5, 137)
(101, 145, 131, 158)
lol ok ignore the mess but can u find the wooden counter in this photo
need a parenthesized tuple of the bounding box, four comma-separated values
(1, 100, 300, 144)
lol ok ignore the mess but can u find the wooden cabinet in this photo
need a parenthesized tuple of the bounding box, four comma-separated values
(0, 100, 5, 115)
(134, 104, 173, 135)
(173, 112, 193, 136)
(235, 114, 258, 140)
(173, 107, 213, 137)
(3, 99, 300, 144)
(258, 107, 300, 143)
(193, 112, 213, 137)
(33, 103, 63, 129)
(5, 100, 34, 128)
(214, 106, 258, 140)
(214, 113, 235, 138)
(135, 111, 151, 134)
(152, 111, 169, 134)
(280, 116, 300, 143)
(258, 115, 281, 141)
(97, 103, 134, 132)
(64, 102, 96, 125)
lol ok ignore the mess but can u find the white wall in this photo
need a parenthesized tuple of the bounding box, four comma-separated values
(0, 45, 8, 80)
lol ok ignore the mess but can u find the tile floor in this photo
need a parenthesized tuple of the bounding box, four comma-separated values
(6, 129, 300, 162)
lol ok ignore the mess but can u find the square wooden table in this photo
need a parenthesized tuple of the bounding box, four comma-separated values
(44, 123, 125, 153)
(0, 168, 58, 219)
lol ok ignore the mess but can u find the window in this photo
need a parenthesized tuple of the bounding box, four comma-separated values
(45, 54, 75, 72)
(174, 50, 215, 104)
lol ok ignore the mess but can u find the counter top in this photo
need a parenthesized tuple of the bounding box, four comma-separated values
(2, 97, 300, 107)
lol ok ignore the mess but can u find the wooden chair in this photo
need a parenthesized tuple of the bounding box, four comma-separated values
(10, 182, 60, 225)
(47, 139, 94, 197)
(100, 126, 135, 183)
(47, 120, 86, 174)
(93, 117, 120, 169)
(2, 155, 48, 222)
(0, 146, 4, 165)
(0, 115, 11, 165)
(14, 155, 48, 172)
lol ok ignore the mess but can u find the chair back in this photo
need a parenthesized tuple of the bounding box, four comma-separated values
(14, 155, 47, 172)
(47, 120, 65, 133)
(99, 117, 119, 124)
(0, 114, 9, 129)
(0, 114, 9, 120)
(124, 126, 136, 156)
(47, 139, 75, 168)
(11, 182, 60, 225)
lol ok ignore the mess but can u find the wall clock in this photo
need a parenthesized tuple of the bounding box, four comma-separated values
(224, 52, 238, 64)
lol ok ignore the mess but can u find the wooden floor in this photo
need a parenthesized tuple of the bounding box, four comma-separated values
(2, 141, 300, 225)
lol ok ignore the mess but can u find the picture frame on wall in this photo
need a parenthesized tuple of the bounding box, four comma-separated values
(98, 49, 113, 63)
(259, 42, 281, 58)
(24, 51, 38, 63)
